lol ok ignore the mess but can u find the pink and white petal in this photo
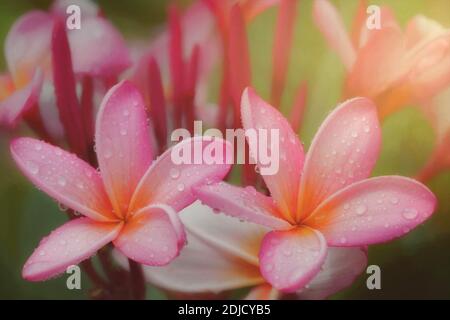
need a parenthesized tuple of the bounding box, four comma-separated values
(181, 201, 269, 265)
(113, 204, 186, 266)
(242, 0, 281, 21)
(129, 137, 232, 213)
(95, 81, 153, 217)
(241, 87, 304, 222)
(23, 218, 122, 281)
(5, 11, 52, 81)
(11, 138, 115, 222)
(296, 247, 367, 300)
(68, 17, 131, 77)
(405, 15, 446, 49)
(357, 6, 401, 48)
(115, 201, 265, 293)
(259, 227, 327, 293)
(0, 70, 43, 128)
(313, 0, 355, 70)
(245, 284, 280, 300)
(194, 183, 290, 230)
(298, 97, 381, 221)
(120, 230, 263, 293)
(305, 176, 437, 246)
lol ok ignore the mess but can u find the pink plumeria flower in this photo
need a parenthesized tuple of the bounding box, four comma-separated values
(194, 87, 437, 292)
(132, 201, 367, 300)
(0, 0, 130, 129)
(10, 81, 231, 281)
(313, 0, 450, 119)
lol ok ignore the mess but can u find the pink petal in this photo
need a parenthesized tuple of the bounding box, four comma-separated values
(10, 138, 115, 222)
(95, 81, 153, 218)
(242, 0, 281, 20)
(241, 87, 305, 223)
(67, 16, 131, 77)
(0, 70, 43, 128)
(194, 182, 290, 230)
(298, 97, 381, 220)
(137, 202, 265, 293)
(305, 176, 437, 246)
(259, 227, 327, 293)
(313, 0, 355, 70)
(129, 137, 232, 212)
(297, 247, 367, 299)
(23, 218, 122, 281)
(404, 34, 450, 101)
(345, 26, 405, 98)
(5, 11, 52, 81)
(113, 204, 186, 266)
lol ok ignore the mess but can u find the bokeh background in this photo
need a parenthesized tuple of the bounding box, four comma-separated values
(1, 0, 449, 299)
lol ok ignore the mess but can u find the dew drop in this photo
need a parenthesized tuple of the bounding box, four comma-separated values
(363, 126, 371, 133)
(35, 144, 42, 151)
(351, 131, 358, 138)
(120, 128, 128, 136)
(170, 168, 180, 179)
(28, 162, 39, 175)
(104, 150, 113, 159)
(58, 176, 67, 187)
(177, 183, 185, 192)
(355, 204, 367, 216)
(390, 197, 399, 205)
(402, 208, 418, 220)
(123, 109, 130, 117)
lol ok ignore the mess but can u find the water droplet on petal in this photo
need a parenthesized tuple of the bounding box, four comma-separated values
(390, 197, 399, 205)
(104, 150, 112, 159)
(58, 176, 67, 187)
(402, 208, 418, 220)
(340, 237, 347, 244)
(356, 204, 367, 216)
(170, 168, 180, 179)
(363, 126, 370, 133)
(120, 128, 127, 136)
(351, 131, 358, 138)
(177, 183, 185, 192)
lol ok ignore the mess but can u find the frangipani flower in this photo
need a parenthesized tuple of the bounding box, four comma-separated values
(136, 201, 367, 300)
(313, 0, 450, 119)
(0, 0, 130, 129)
(10, 81, 231, 281)
(194, 87, 437, 292)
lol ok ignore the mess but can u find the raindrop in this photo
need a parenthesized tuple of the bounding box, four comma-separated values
(402, 208, 418, 220)
(58, 176, 67, 187)
(35, 144, 42, 151)
(363, 126, 370, 133)
(170, 168, 180, 179)
(390, 197, 399, 205)
(355, 204, 367, 216)
(58, 203, 68, 212)
(39, 251, 46, 256)
(28, 162, 39, 175)
(351, 131, 358, 138)
(120, 128, 128, 136)
(104, 150, 113, 159)
(177, 183, 185, 192)
(123, 109, 130, 117)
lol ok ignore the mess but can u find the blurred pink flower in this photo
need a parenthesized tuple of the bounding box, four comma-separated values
(0, 0, 130, 134)
(313, 0, 450, 119)
(136, 201, 367, 300)
(10, 81, 231, 281)
(194, 87, 437, 292)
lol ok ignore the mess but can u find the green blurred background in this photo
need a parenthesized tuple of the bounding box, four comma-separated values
(1, 0, 449, 299)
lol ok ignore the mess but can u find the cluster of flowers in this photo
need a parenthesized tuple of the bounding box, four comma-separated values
(1, 0, 449, 299)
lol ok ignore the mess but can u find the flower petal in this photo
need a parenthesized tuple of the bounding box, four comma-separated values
(129, 137, 232, 212)
(194, 182, 290, 230)
(298, 97, 381, 221)
(51, 0, 99, 17)
(259, 227, 327, 293)
(117, 201, 265, 293)
(305, 176, 437, 246)
(67, 16, 131, 77)
(10, 138, 115, 222)
(5, 11, 52, 82)
(0, 70, 43, 128)
(345, 26, 405, 98)
(23, 218, 122, 281)
(245, 284, 280, 300)
(297, 247, 367, 300)
(313, 0, 355, 70)
(241, 87, 304, 223)
(113, 204, 186, 266)
(95, 81, 153, 217)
